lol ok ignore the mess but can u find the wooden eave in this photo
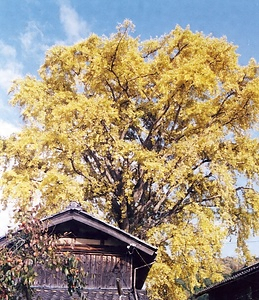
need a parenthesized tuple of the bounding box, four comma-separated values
(44, 207, 157, 257)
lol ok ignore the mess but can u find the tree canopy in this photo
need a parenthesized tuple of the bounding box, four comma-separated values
(1, 20, 259, 298)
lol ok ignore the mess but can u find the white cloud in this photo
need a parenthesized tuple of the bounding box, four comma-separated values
(0, 120, 20, 236)
(0, 66, 22, 92)
(0, 119, 20, 137)
(59, 2, 90, 43)
(0, 205, 14, 237)
(0, 41, 23, 92)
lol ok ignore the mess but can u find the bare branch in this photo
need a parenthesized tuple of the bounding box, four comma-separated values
(69, 156, 87, 179)
(170, 43, 189, 62)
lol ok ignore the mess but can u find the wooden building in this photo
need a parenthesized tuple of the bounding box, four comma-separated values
(1, 202, 157, 300)
(193, 261, 259, 300)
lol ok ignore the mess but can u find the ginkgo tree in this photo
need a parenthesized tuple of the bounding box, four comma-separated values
(1, 20, 259, 298)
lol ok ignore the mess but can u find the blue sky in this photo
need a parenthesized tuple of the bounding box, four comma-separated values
(1, 0, 259, 255)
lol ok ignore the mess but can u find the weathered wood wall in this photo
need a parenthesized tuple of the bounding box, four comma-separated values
(34, 253, 132, 289)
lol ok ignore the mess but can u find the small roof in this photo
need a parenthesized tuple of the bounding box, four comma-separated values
(44, 202, 157, 289)
(194, 261, 259, 298)
(44, 201, 157, 257)
(0, 202, 157, 257)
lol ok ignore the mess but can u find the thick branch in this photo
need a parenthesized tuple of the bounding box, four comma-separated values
(170, 43, 189, 62)
(143, 102, 171, 149)
(69, 156, 87, 179)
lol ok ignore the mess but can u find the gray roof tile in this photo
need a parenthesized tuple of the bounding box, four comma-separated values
(32, 287, 149, 300)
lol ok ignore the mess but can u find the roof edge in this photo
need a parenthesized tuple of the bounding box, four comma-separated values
(44, 204, 157, 257)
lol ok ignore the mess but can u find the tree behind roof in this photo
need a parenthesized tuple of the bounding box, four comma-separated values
(1, 20, 259, 298)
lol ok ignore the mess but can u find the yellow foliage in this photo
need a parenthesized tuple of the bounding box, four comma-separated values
(1, 20, 259, 298)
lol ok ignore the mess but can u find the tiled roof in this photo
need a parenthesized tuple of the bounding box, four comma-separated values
(32, 287, 149, 300)
(194, 261, 259, 297)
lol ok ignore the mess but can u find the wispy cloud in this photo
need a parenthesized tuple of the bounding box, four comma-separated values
(20, 21, 44, 52)
(0, 41, 23, 92)
(20, 21, 49, 60)
(59, 2, 91, 44)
